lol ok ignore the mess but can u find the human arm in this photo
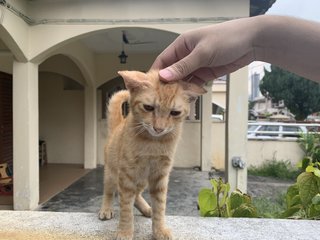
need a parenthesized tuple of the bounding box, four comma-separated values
(151, 15, 320, 84)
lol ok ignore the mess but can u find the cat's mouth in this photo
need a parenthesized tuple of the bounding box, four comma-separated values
(142, 122, 173, 138)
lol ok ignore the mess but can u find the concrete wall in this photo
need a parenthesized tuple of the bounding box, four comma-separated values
(39, 72, 84, 164)
(247, 140, 304, 167)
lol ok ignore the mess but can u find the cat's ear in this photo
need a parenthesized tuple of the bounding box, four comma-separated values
(118, 71, 151, 91)
(181, 82, 207, 103)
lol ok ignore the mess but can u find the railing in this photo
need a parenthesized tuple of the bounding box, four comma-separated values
(247, 122, 320, 140)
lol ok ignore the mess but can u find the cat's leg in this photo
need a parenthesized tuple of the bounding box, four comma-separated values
(134, 193, 152, 218)
(99, 167, 116, 220)
(116, 175, 136, 240)
(149, 161, 173, 240)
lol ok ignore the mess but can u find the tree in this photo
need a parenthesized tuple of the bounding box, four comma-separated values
(259, 65, 320, 120)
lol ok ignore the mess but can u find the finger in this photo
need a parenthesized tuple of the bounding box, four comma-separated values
(159, 49, 204, 82)
(151, 35, 191, 70)
(151, 40, 182, 70)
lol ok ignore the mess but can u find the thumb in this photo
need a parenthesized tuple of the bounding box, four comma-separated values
(159, 51, 202, 81)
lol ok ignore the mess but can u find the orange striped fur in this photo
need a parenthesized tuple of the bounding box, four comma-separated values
(99, 70, 206, 240)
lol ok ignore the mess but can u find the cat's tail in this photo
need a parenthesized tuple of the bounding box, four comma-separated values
(107, 90, 130, 134)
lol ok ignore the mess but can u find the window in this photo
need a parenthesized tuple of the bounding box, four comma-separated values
(257, 125, 279, 136)
(282, 126, 301, 138)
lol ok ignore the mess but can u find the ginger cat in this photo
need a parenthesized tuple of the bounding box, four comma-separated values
(99, 70, 206, 240)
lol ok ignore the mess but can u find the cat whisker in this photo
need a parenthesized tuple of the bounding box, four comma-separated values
(134, 127, 146, 137)
(131, 122, 147, 137)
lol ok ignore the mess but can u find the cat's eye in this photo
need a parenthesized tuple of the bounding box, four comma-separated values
(143, 104, 154, 112)
(170, 110, 181, 116)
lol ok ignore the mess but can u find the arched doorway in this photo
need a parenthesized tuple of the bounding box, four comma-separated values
(38, 55, 89, 203)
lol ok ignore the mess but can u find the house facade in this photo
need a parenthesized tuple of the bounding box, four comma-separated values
(0, 0, 273, 210)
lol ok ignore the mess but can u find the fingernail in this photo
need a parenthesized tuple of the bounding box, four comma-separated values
(159, 69, 174, 81)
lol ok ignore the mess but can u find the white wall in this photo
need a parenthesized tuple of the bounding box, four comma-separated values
(247, 140, 304, 167)
(175, 121, 201, 168)
(39, 72, 84, 164)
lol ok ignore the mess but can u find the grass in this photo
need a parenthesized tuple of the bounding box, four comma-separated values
(248, 159, 297, 218)
(252, 192, 287, 218)
(248, 159, 301, 180)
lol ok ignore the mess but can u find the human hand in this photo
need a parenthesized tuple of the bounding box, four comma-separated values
(151, 17, 257, 85)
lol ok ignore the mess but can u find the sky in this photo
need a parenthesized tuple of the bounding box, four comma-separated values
(267, 0, 320, 22)
(249, 0, 320, 94)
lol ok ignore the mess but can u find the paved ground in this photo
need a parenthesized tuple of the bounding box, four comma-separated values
(38, 166, 293, 216)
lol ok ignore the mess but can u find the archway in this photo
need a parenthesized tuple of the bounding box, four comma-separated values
(38, 55, 88, 203)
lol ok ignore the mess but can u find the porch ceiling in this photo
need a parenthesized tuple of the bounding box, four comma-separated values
(1, 1, 276, 55)
(80, 27, 178, 54)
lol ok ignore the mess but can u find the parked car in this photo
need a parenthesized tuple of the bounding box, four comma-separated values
(247, 122, 308, 139)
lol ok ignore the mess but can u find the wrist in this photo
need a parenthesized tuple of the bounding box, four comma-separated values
(252, 15, 292, 63)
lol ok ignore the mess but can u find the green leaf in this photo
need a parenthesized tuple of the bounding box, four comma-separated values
(229, 190, 245, 210)
(297, 172, 319, 207)
(204, 209, 219, 217)
(281, 205, 302, 218)
(291, 195, 302, 207)
(232, 204, 257, 218)
(312, 193, 320, 205)
(299, 157, 311, 171)
(210, 179, 218, 194)
(308, 204, 320, 219)
(286, 184, 300, 208)
(198, 188, 217, 217)
(219, 183, 230, 208)
(306, 165, 316, 173)
(313, 168, 320, 178)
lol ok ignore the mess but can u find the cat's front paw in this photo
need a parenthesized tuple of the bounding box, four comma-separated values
(115, 229, 134, 240)
(153, 227, 173, 240)
(98, 208, 114, 220)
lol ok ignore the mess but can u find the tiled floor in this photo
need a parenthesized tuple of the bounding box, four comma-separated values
(38, 166, 215, 216)
(0, 164, 89, 210)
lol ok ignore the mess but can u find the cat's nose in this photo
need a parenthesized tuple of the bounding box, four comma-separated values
(153, 127, 164, 133)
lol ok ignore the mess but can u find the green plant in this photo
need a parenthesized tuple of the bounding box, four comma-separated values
(198, 178, 257, 218)
(252, 193, 286, 218)
(281, 171, 320, 219)
(248, 159, 300, 180)
(298, 133, 320, 169)
(281, 133, 320, 219)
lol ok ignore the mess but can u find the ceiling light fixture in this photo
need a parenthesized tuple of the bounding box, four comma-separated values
(118, 31, 128, 64)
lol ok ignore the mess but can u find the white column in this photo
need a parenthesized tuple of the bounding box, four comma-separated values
(13, 61, 39, 210)
(84, 85, 97, 169)
(225, 68, 248, 192)
(200, 82, 213, 171)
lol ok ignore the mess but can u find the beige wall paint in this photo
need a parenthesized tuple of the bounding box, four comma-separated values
(247, 140, 304, 167)
(26, 0, 248, 20)
(212, 82, 227, 109)
(39, 72, 84, 164)
(96, 53, 158, 87)
(39, 54, 86, 86)
(0, 55, 13, 74)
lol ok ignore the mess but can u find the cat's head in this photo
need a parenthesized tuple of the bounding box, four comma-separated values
(118, 70, 206, 138)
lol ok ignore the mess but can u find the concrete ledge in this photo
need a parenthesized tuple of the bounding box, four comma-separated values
(0, 210, 317, 240)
